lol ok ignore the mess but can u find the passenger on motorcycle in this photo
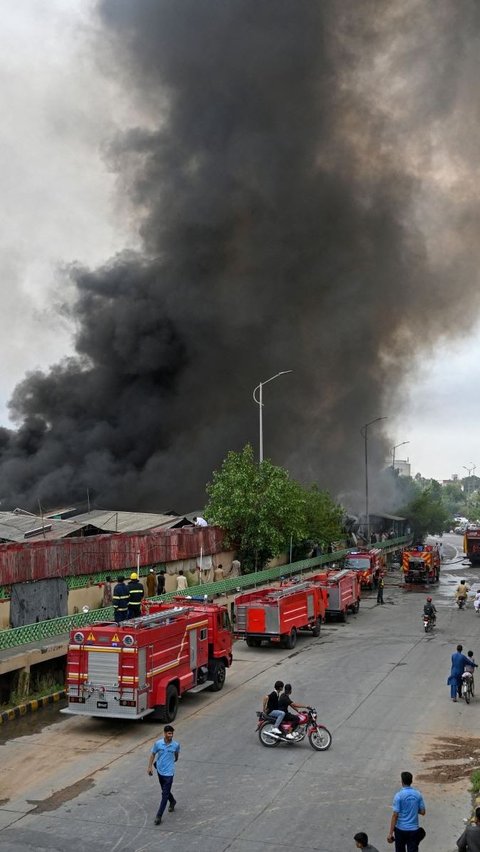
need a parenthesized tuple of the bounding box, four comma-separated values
(465, 650, 477, 676)
(263, 680, 285, 734)
(423, 597, 437, 623)
(456, 580, 470, 602)
(278, 683, 309, 740)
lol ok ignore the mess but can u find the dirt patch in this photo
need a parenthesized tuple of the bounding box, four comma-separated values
(417, 736, 480, 785)
(27, 777, 95, 813)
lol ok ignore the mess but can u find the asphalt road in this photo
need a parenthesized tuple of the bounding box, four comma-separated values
(0, 535, 479, 852)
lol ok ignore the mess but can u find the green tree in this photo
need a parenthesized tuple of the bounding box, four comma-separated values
(400, 486, 451, 541)
(303, 485, 344, 548)
(205, 445, 307, 571)
(442, 482, 467, 517)
(465, 491, 480, 522)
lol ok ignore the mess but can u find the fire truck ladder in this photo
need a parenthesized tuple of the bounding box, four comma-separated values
(324, 569, 351, 584)
(122, 607, 191, 629)
(265, 582, 313, 599)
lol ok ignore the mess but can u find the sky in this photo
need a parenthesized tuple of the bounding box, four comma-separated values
(0, 1, 478, 495)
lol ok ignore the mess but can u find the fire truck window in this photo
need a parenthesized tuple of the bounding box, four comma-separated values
(222, 611, 231, 630)
(200, 628, 208, 640)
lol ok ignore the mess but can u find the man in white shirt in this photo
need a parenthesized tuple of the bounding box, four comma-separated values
(194, 516, 208, 527)
(176, 570, 188, 591)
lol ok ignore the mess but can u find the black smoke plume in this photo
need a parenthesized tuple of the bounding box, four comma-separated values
(1, 0, 479, 511)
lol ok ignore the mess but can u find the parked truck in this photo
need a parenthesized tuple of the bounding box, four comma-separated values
(402, 544, 440, 583)
(464, 526, 480, 565)
(234, 581, 327, 649)
(63, 599, 233, 722)
(310, 569, 361, 620)
(344, 548, 386, 589)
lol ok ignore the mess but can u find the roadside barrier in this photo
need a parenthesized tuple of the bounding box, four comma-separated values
(0, 537, 409, 651)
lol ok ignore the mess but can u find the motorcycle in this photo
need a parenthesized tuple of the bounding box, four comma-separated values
(461, 671, 474, 704)
(256, 707, 332, 751)
(422, 613, 434, 633)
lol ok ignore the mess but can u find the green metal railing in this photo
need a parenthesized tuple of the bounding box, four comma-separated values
(0, 536, 409, 651)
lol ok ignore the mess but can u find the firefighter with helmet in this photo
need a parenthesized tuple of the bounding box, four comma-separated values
(423, 596, 437, 624)
(128, 572, 144, 618)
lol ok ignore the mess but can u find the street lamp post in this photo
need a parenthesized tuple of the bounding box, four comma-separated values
(361, 417, 387, 544)
(463, 463, 476, 498)
(391, 441, 410, 474)
(253, 371, 292, 463)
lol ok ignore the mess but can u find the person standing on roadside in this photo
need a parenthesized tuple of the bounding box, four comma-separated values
(387, 771, 426, 851)
(146, 568, 157, 597)
(112, 576, 129, 623)
(157, 569, 166, 595)
(457, 806, 480, 851)
(127, 572, 144, 618)
(148, 725, 180, 825)
(377, 574, 385, 605)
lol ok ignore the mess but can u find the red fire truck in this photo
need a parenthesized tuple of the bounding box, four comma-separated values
(464, 527, 480, 565)
(234, 581, 327, 649)
(310, 569, 361, 620)
(402, 544, 440, 583)
(63, 599, 233, 722)
(344, 548, 385, 589)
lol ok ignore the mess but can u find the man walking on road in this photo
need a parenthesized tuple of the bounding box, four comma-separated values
(457, 806, 480, 851)
(148, 725, 180, 825)
(387, 771, 426, 851)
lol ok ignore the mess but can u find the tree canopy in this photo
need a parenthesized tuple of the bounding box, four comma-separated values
(400, 484, 451, 541)
(205, 445, 343, 571)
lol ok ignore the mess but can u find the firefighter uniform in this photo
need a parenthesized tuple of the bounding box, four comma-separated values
(128, 573, 144, 618)
(112, 577, 130, 623)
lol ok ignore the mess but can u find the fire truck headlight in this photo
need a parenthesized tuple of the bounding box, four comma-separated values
(123, 634, 135, 646)
(73, 631, 85, 644)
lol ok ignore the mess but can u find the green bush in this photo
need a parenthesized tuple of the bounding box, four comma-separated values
(471, 769, 480, 794)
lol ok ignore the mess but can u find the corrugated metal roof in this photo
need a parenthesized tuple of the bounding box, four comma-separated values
(0, 512, 94, 543)
(67, 509, 186, 533)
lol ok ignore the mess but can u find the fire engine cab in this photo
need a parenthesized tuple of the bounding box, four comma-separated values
(344, 548, 385, 589)
(63, 599, 232, 722)
(402, 544, 440, 583)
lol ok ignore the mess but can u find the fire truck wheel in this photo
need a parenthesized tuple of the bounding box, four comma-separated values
(309, 726, 332, 751)
(284, 628, 297, 649)
(246, 637, 261, 648)
(153, 684, 179, 723)
(311, 619, 321, 637)
(208, 661, 226, 692)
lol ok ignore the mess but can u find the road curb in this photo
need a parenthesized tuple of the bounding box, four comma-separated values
(0, 690, 66, 724)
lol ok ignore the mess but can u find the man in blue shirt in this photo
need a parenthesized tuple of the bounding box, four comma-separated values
(449, 644, 473, 701)
(387, 771, 426, 851)
(147, 725, 180, 825)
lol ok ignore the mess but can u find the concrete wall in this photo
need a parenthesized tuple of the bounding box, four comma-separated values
(10, 579, 68, 628)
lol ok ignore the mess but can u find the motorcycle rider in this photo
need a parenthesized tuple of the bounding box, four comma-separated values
(278, 683, 309, 740)
(474, 590, 480, 613)
(423, 596, 437, 624)
(263, 680, 285, 734)
(455, 580, 470, 607)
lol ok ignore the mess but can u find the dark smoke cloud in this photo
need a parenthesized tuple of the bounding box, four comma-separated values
(1, 0, 479, 512)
